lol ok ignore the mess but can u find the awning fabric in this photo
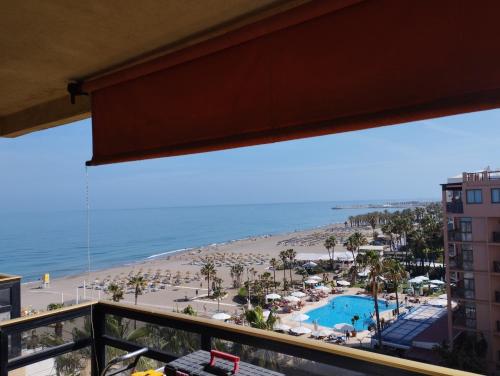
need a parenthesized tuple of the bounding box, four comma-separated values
(85, 0, 500, 166)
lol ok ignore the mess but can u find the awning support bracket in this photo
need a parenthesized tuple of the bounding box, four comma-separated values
(67, 82, 88, 105)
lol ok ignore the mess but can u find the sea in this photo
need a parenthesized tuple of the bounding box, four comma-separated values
(0, 201, 408, 282)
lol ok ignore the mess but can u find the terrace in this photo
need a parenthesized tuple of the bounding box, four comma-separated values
(2, 0, 500, 375)
(0, 301, 476, 376)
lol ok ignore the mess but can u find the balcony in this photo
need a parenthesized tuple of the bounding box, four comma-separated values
(446, 201, 463, 214)
(496, 291, 500, 303)
(494, 261, 500, 273)
(451, 284, 475, 300)
(452, 312, 476, 330)
(0, 301, 470, 376)
(493, 232, 500, 243)
(0, 274, 21, 322)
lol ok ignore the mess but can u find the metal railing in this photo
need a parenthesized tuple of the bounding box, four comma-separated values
(0, 301, 481, 376)
(463, 171, 500, 183)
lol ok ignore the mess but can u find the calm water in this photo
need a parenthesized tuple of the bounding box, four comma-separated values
(305, 295, 396, 330)
(1, 201, 396, 282)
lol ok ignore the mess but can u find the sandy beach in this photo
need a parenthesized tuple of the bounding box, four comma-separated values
(21, 223, 372, 316)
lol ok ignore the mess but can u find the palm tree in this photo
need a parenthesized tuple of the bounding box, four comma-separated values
(286, 249, 296, 284)
(324, 235, 337, 271)
(200, 259, 216, 297)
(347, 232, 367, 261)
(107, 283, 124, 302)
(367, 213, 378, 239)
(383, 259, 407, 315)
(279, 250, 288, 285)
(244, 306, 277, 330)
(212, 277, 225, 312)
(230, 263, 244, 288)
(357, 250, 384, 346)
(269, 258, 278, 290)
(128, 276, 147, 305)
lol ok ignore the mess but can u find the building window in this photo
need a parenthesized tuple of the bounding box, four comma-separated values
(465, 303, 476, 328)
(466, 189, 482, 204)
(460, 218, 472, 241)
(463, 271, 475, 299)
(492, 188, 500, 203)
(462, 244, 473, 270)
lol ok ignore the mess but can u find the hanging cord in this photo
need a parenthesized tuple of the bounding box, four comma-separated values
(86, 165, 92, 300)
(85, 165, 100, 375)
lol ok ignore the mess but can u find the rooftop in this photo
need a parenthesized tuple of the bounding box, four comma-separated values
(380, 305, 447, 349)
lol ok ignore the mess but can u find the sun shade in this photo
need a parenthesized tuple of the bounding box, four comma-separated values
(84, 0, 500, 166)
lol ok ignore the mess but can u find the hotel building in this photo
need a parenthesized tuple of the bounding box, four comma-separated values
(443, 170, 500, 369)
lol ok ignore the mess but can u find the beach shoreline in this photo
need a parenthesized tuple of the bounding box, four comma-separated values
(21, 221, 372, 313)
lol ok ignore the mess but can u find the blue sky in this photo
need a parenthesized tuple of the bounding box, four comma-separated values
(1, 110, 500, 212)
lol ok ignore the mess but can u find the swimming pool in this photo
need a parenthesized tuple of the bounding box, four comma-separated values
(305, 295, 396, 330)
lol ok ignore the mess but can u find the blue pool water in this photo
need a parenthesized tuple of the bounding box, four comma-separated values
(305, 295, 396, 330)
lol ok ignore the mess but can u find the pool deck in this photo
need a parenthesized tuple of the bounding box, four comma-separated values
(277, 287, 411, 347)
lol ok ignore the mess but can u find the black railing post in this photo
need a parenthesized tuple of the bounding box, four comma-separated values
(201, 334, 212, 351)
(0, 330, 8, 376)
(92, 304, 106, 376)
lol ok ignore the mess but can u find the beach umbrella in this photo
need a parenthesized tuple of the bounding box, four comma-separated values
(290, 327, 312, 335)
(334, 323, 354, 332)
(438, 293, 448, 299)
(309, 275, 322, 281)
(336, 280, 350, 286)
(212, 313, 231, 321)
(265, 293, 281, 301)
(292, 313, 310, 323)
(273, 323, 291, 332)
(291, 291, 307, 298)
(312, 329, 334, 338)
(304, 262, 318, 268)
(284, 296, 300, 303)
(262, 310, 271, 319)
(314, 285, 331, 292)
(429, 279, 445, 285)
(305, 279, 318, 285)
(408, 276, 429, 284)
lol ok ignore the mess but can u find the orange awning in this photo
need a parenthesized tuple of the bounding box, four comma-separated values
(85, 0, 500, 166)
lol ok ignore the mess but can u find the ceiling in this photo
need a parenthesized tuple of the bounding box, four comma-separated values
(0, 0, 306, 137)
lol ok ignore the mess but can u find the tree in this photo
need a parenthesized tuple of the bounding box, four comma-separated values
(269, 258, 278, 290)
(367, 213, 378, 239)
(357, 250, 384, 345)
(286, 249, 296, 284)
(47, 303, 65, 338)
(230, 263, 244, 288)
(107, 283, 124, 302)
(383, 259, 407, 315)
(200, 258, 216, 297)
(435, 332, 488, 373)
(244, 306, 277, 330)
(324, 235, 337, 271)
(182, 305, 197, 316)
(346, 232, 367, 283)
(128, 276, 147, 305)
(279, 250, 288, 285)
(212, 277, 225, 312)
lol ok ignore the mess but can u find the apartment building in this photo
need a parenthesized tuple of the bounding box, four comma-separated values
(443, 169, 500, 370)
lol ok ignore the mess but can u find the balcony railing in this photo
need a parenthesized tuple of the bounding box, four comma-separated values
(463, 170, 500, 183)
(446, 201, 463, 214)
(0, 301, 474, 376)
